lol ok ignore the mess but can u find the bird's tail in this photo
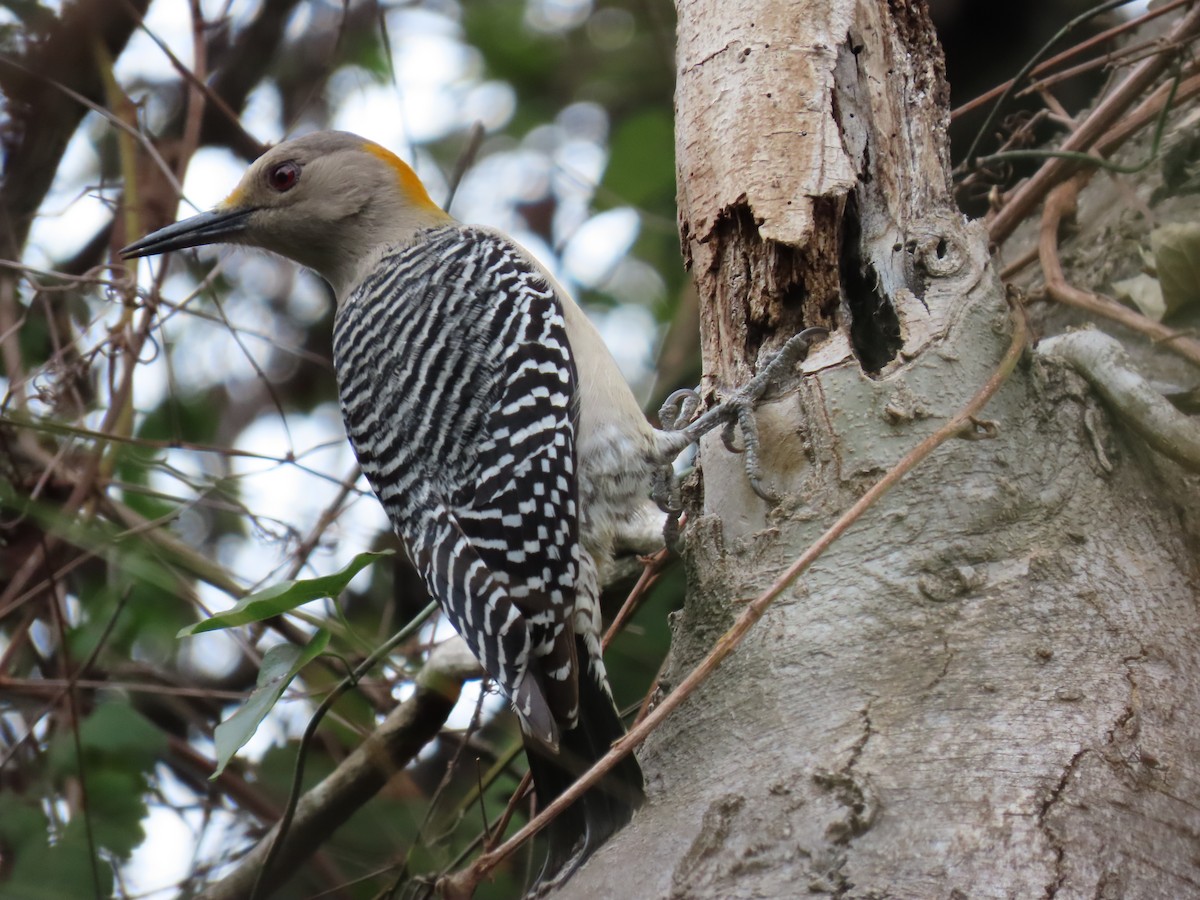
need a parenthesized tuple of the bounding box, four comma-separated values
(524, 637, 645, 890)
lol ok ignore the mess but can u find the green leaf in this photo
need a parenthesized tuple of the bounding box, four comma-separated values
(47, 702, 166, 779)
(80, 769, 150, 860)
(38, 703, 161, 865)
(0, 803, 48, 856)
(82, 701, 167, 764)
(178, 550, 394, 636)
(211, 630, 330, 777)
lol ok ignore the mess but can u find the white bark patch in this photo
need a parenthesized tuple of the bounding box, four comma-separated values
(675, 1, 856, 247)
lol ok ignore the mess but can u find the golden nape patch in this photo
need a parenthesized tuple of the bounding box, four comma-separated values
(361, 141, 444, 212)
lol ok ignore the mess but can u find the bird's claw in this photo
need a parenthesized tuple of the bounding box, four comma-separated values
(651, 463, 682, 515)
(659, 387, 702, 432)
(720, 417, 740, 454)
(712, 327, 825, 502)
(740, 326, 830, 405)
(655, 327, 826, 508)
(730, 399, 778, 502)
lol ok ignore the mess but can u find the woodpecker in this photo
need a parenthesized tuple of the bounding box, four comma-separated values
(123, 131, 664, 883)
(122, 131, 826, 884)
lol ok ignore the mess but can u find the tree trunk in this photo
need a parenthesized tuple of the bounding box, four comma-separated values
(558, 1, 1200, 896)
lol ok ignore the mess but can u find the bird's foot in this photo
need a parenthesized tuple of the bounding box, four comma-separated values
(650, 462, 681, 515)
(652, 386, 707, 513)
(657, 327, 828, 504)
(738, 326, 830, 406)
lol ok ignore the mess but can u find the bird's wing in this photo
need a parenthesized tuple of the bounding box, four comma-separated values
(447, 230, 583, 734)
(333, 226, 581, 747)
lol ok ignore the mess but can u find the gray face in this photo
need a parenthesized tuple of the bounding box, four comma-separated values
(120, 131, 448, 296)
(122, 133, 368, 256)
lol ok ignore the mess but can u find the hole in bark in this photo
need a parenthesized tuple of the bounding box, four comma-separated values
(780, 275, 806, 311)
(840, 193, 902, 374)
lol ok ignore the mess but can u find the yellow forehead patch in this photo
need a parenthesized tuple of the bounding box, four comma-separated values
(362, 141, 444, 213)
(217, 184, 248, 210)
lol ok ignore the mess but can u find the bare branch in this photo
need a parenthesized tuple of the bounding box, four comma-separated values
(988, 4, 1200, 245)
(1038, 176, 1200, 370)
(1039, 329, 1200, 473)
(0, 0, 149, 260)
(198, 642, 480, 900)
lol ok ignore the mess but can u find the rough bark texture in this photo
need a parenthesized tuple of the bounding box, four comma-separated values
(557, 0, 1200, 897)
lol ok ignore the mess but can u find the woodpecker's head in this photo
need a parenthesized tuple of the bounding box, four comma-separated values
(121, 131, 452, 297)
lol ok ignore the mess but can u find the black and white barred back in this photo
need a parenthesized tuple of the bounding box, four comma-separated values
(334, 225, 593, 746)
(335, 225, 643, 880)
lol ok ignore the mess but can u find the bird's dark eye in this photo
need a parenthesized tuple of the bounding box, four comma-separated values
(267, 161, 300, 192)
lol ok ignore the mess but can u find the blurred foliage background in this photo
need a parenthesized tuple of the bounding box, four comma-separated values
(0, 0, 1140, 897)
(1, 2, 685, 896)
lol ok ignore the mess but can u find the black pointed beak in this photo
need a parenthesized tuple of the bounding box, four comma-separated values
(120, 207, 254, 259)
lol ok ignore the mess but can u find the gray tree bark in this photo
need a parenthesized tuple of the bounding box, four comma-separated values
(558, 0, 1200, 897)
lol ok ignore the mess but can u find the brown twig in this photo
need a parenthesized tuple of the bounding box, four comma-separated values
(999, 245, 1041, 281)
(0, 289, 159, 611)
(602, 545, 673, 651)
(196, 0, 304, 159)
(0, 588, 130, 772)
(632, 654, 670, 727)
(956, 109, 1051, 206)
(1095, 67, 1200, 155)
(1038, 176, 1200, 370)
(438, 301, 1030, 898)
(166, 734, 281, 822)
(1, 675, 250, 701)
(951, 0, 1194, 121)
(123, 0, 254, 159)
(0, 413, 340, 466)
(988, 4, 1200, 246)
(486, 772, 532, 852)
(1021, 36, 1163, 99)
(178, 0, 209, 185)
(285, 465, 363, 580)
